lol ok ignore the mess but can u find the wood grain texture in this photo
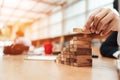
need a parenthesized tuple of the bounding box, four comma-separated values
(0, 51, 118, 80)
(56, 35, 92, 67)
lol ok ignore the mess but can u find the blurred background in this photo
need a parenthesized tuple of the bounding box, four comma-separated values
(0, 0, 115, 55)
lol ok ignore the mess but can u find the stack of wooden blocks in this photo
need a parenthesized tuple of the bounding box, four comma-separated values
(56, 28, 92, 67)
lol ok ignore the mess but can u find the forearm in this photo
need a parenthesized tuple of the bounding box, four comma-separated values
(100, 43, 118, 58)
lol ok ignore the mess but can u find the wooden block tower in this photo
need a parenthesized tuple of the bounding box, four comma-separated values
(55, 28, 92, 67)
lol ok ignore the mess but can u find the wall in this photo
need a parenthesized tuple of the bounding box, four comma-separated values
(26, 0, 114, 41)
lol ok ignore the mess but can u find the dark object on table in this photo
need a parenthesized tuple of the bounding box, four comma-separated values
(3, 43, 29, 55)
(52, 51, 61, 55)
(92, 54, 98, 58)
(100, 31, 118, 58)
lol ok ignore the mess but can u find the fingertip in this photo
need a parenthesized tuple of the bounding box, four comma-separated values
(100, 33, 103, 36)
(90, 28, 94, 33)
(95, 31, 99, 34)
(84, 25, 90, 31)
(82, 26, 86, 30)
(100, 31, 108, 36)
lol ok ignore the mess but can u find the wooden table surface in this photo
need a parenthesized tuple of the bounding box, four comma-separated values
(0, 47, 119, 80)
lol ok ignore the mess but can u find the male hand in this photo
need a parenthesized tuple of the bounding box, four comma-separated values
(84, 8, 120, 36)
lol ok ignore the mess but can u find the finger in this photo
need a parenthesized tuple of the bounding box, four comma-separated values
(97, 12, 114, 33)
(94, 8, 110, 28)
(90, 22, 95, 33)
(84, 8, 102, 30)
(81, 28, 91, 34)
(100, 29, 112, 36)
(100, 19, 115, 36)
(99, 24, 108, 36)
(90, 9, 105, 32)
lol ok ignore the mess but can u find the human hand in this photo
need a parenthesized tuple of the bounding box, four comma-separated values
(84, 8, 120, 36)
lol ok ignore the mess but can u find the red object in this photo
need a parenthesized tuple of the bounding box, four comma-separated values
(44, 43, 53, 55)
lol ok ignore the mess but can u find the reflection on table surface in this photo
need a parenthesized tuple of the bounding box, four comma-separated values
(0, 47, 118, 80)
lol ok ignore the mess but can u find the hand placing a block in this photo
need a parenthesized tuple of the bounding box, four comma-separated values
(83, 8, 120, 36)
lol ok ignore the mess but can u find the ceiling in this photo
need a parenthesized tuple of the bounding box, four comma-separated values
(0, 0, 78, 27)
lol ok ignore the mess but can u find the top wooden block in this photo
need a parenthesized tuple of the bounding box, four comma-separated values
(73, 36, 92, 41)
(73, 28, 91, 34)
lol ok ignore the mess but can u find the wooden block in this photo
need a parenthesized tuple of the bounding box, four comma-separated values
(72, 62, 92, 67)
(63, 54, 71, 58)
(66, 44, 70, 48)
(56, 28, 93, 67)
(61, 60, 64, 64)
(55, 59, 61, 63)
(70, 44, 74, 48)
(70, 58, 76, 63)
(73, 36, 92, 41)
(73, 63, 79, 67)
(72, 55, 92, 67)
(73, 28, 91, 34)
(60, 54, 64, 58)
(74, 44, 91, 48)
(75, 49, 92, 55)
(70, 63, 74, 66)
(62, 52, 69, 55)
(70, 48, 92, 55)
(70, 52, 76, 55)
(70, 40, 91, 45)
(76, 55, 92, 63)
(65, 58, 70, 62)
(76, 55, 92, 59)
(62, 48, 66, 52)
(77, 62, 92, 67)
(70, 54, 76, 58)
(64, 62, 70, 65)
(57, 54, 61, 58)
(70, 44, 91, 48)
(73, 52, 91, 55)
(61, 57, 65, 61)
(62, 47, 69, 52)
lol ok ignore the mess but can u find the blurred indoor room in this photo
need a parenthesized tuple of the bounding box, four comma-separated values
(0, 0, 114, 55)
(0, 0, 119, 80)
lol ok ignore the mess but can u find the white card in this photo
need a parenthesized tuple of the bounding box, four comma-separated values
(25, 56, 56, 61)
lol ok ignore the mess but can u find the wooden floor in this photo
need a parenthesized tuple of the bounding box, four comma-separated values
(0, 47, 118, 80)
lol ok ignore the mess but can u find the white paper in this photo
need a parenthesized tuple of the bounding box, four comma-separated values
(25, 56, 56, 61)
(117, 60, 120, 69)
